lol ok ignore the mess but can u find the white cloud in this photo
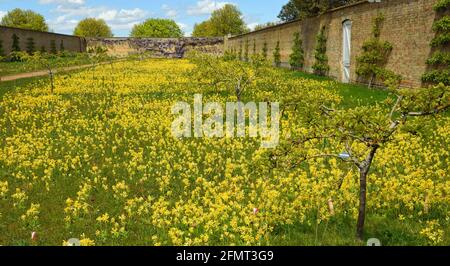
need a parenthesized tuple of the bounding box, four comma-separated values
(177, 22, 187, 31)
(98, 8, 147, 23)
(247, 23, 259, 31)
(162, 4, 177, 18)
(187, 0, 230, 16)
(48, 5, 148, 35)
(0, 11, 6, 20)
(39, 0, 85, 5)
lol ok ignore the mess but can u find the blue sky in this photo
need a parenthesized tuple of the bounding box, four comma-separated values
(0, 0, 287, 36)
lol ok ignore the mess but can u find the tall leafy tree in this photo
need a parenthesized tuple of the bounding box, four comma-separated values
(130, 18, 183, 38)
(292, 0, 358, 18)
(192, 21, 213, 37)
(1, 8, 49, 32)
(74, 18, 113, 38)
(278, 0, 300, 22)
(192, 4, 248, 37)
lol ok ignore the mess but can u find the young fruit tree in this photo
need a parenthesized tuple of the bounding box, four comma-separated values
(189, 52, 269, 102)
(22, 52, 66, 94)
(274, 81, 449, 240)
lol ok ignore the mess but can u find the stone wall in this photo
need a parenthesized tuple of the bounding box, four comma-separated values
(0, 26, 86, 55)
(225, 0, 437, 87)
(87, 37, 224, 58)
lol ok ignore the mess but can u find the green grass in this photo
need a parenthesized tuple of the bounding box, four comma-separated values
(0, 60, 446, 246)
(0, 76, 44, 98)
(270, 212, 450, 246)
(288, 70, 391, 107)
(0, 68, 88, 99)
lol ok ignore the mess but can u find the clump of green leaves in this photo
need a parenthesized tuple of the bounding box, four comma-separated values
(312, 26, 329, 76)
(422, 69, 450, 85)
(423, 2, 450, 85)
(356, 13, 398, 88)
(289, 32, 304, 70)
(426, 51, 450, 65)
(434, 0, 450, 11)
(273, 40, 281, 67)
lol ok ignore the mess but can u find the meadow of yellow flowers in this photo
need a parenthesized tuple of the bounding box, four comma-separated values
(0, 59, 448, 246)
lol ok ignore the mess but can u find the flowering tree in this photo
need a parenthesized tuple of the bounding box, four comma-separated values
(275, 82, 449, 240)
(189, 52, 269, 102)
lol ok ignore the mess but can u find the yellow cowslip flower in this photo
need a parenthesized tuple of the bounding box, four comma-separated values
(0, 58, 447, 246)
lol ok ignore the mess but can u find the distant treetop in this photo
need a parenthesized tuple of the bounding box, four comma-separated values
(0, 8, 49, 32)
(130, 18, 183, 38)
(73, 18, 113, 38)
(192, 4, 248, 37)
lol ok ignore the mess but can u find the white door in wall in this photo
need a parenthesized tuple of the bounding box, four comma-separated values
(342, 20, 352, 83)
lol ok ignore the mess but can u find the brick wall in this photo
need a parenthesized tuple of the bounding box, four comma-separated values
(0, 26, 86, 55)
(225, 0, 437, 87)
(87, 37, 224, 58)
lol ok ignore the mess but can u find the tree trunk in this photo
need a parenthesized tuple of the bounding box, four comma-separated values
(356, 168, 368, 240)
(49, 70, 54, 94)
(368, 74, 374, 89)
(356, 145, 379, 240)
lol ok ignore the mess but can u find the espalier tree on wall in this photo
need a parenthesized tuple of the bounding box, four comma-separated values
(422, 0, 450, 85)
(312, 26, 329, 76)
(10, 33, 22, 62)
(50, 40, 57, 54)
(60, 40, 65, 52)
(26, 37, 36, 55)
(356, 13, 399, 88)
(262, 41, 268, 59)
(289, 32, 305, 70)
(239, 41, 243, 60)
(0, 40, 5, 57)
(11, 33, 20, 52)
(244, 39, 250, 61)
(273, 40, 281, 67)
